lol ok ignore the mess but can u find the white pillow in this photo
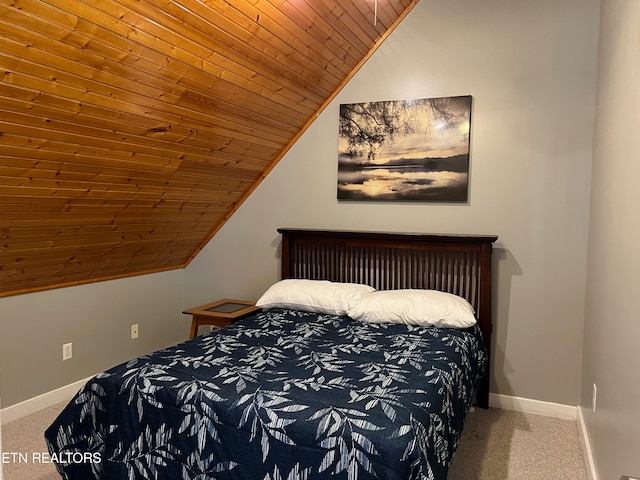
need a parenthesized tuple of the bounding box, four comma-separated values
(256, 279, 375, 316)
(347, 289, 477, 328)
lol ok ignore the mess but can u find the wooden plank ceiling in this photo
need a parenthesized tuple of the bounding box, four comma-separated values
(0, 0, 418, 297)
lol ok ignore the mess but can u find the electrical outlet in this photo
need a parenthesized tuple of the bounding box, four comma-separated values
(592, 383, 597, 412)
(131, 324, 139, 339)
(63, 343, 72, 361)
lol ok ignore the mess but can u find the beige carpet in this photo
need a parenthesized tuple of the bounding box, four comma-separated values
(1, 403, 587, 479)
(2, 403, 64, 480)
(448, 407, 587, 480)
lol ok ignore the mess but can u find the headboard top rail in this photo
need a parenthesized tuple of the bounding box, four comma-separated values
(277, 228, 498, 245)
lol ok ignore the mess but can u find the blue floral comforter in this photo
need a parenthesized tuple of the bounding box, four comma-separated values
(45, 309, 487, 480)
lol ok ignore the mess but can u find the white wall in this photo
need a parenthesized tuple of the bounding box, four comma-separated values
(581, 1, 640, 478)
(0, 269, 185, 407)
(184, 0, 600, 406)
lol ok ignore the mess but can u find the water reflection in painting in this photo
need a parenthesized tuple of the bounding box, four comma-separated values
(338, 95, 471, 202)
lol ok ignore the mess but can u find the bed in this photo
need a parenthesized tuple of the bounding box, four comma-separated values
(45, 228, 498, 480)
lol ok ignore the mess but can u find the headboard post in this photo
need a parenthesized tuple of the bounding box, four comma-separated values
(476, 240, 494, 408)
(277, 228, 498, 408)
(280, 232, 292, 279)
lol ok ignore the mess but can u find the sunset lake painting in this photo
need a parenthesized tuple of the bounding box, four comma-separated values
(338, 95, 472, 202)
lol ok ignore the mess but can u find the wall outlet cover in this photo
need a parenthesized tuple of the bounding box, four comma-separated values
(62, 343, 72, 361)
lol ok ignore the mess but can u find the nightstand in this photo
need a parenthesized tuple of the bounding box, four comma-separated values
(183, 299, 260, 339)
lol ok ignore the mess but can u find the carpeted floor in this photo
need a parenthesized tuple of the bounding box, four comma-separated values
(2, 403, 64, 480)
(448, 407, 587, 479)
(1, 403, 587, 479)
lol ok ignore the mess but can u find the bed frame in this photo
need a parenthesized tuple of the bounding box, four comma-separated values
(278, 228, 498, 408)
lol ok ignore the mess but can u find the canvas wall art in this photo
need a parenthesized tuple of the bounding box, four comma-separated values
(338, 95, 472, 202)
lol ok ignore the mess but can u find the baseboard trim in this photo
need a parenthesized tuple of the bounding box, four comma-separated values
(1, 376, 94, 425)
(577, 406, 599, 480)
(489, 392, 577, 420)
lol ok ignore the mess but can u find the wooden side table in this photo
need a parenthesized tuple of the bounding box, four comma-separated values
(183, 299, 260, 339)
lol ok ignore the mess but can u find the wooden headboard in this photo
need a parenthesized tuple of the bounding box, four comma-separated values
(278, 228, 498, 408)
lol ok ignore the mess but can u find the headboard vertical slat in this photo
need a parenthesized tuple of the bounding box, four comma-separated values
(452, 253, 458, 296)
(418, 249, 425, 290)
(436, 250, 443, 291)
(434, 250, 442, 292)
(462, 252, 471, 303)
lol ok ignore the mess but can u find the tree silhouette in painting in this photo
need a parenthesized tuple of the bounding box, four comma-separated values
(338, 96, 471, 202)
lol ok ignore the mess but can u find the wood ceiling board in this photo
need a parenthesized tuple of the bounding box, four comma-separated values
(0, 0, 419, 297)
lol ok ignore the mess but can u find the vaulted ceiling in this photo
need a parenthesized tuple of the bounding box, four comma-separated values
(0, 0, 417, 297)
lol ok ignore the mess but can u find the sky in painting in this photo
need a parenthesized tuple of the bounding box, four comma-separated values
(338, 96, 471, 164)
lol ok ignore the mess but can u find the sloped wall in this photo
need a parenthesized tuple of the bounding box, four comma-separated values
(184, 0, 600, 406)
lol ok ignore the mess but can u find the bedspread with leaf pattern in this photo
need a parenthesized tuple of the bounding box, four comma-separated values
(45, 309, 486, 480)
